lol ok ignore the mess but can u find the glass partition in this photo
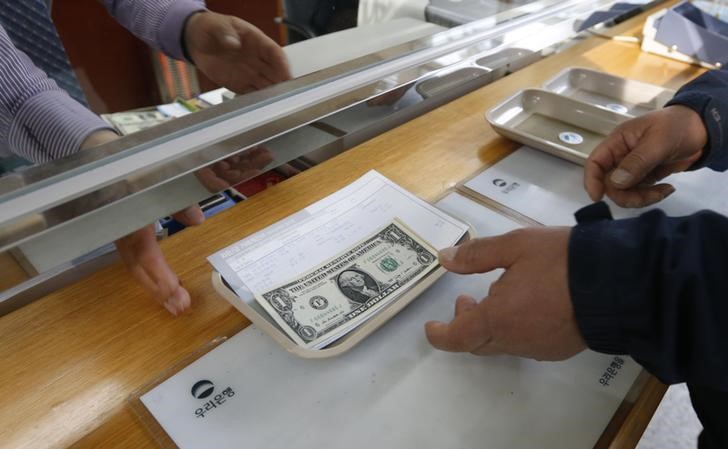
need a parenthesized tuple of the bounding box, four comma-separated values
(0, 0, 641, 313)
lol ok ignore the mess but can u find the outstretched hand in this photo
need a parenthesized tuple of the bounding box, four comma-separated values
(425, 228, 586, 361)
(114, 206, 203, 316)
(82, 130, 204, 316)
(185, 11, 291, 94)
(194, 146, 274, 192)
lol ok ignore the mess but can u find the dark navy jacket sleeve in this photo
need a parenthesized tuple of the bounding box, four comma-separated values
(666, 69, 728, 171)
(569, 204, 728, 390)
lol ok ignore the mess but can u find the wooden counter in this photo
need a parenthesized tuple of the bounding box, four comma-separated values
(0, 8, 699, 449)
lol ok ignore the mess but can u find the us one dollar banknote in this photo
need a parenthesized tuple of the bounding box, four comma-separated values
(254, 220, 439, 348)
(102, 111, 171, 135)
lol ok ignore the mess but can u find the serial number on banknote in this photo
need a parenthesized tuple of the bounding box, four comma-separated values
(254, 219, 439, 348)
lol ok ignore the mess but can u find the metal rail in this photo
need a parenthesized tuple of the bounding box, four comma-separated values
(0, 0, 652, 315)
(0, 0, 621, 254)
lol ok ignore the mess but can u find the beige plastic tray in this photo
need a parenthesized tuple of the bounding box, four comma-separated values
(211, 228, 473, 359)
(543, 67, 676, 116)
(486, 88, 631, 164)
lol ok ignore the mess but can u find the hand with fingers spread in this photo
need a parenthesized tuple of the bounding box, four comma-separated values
(195, 146, 274, 192)
(184, 11, 291, 94)
(82, 131, 205, 316)
(114, 206, 202, 317)
(425, 228, 586, 361)
(584, 105, 707, 208)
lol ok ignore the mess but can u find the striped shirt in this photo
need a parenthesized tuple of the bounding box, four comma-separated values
(0, 0, 206, 163)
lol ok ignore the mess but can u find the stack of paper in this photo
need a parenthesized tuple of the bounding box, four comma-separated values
(208, 171, 469, 349)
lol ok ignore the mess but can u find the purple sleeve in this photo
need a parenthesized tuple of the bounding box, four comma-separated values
(0, 25, 112, 163)
(100, 0, 207, 61)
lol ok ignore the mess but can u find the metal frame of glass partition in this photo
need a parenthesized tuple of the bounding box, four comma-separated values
(0, 0, 658, 312)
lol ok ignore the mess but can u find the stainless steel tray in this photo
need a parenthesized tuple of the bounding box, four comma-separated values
(543, 67, 676, 116)
(486, 88, 631, 164)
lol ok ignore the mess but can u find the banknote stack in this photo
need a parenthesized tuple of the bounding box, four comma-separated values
(102, 111, 171, 135)
(254, 220, 439, 349)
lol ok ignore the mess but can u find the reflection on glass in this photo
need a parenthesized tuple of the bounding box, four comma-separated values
(1, 0, 571, 310)
(194, 147, 275, 193)
(426, 0, 537, 26)
(0, 0, 545, 194)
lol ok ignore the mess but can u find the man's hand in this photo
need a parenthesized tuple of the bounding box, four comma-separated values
(81, 130, 204, 315)
(585, 105, 708, 208)
(114, 205, 203, 316)
(194, 145, 274, 192)
(184, 11, 291, 94)
(425, 228, 586, 361)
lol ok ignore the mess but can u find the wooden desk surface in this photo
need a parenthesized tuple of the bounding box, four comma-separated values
(0, 9, 698, 449)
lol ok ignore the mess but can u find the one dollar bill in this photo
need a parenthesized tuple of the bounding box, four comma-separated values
(254, 219, 439, 349)
(102, 111, 170, 135)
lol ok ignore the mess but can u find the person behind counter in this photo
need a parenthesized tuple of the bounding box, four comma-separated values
(0, 1, 291, 316)
(425, 69, 728, 449)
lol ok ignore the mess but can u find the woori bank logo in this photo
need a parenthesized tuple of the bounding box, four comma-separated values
(191, 380, 215, 399)
(492, 178, 520, 194)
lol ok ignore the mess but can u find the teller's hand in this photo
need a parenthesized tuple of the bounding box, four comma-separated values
(185, 11, 291, 94)
(81, 130, 203, 315)
(114, 205, 203, 316)
(195, 146, 274, 192)
(425, 228, 586, 361)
